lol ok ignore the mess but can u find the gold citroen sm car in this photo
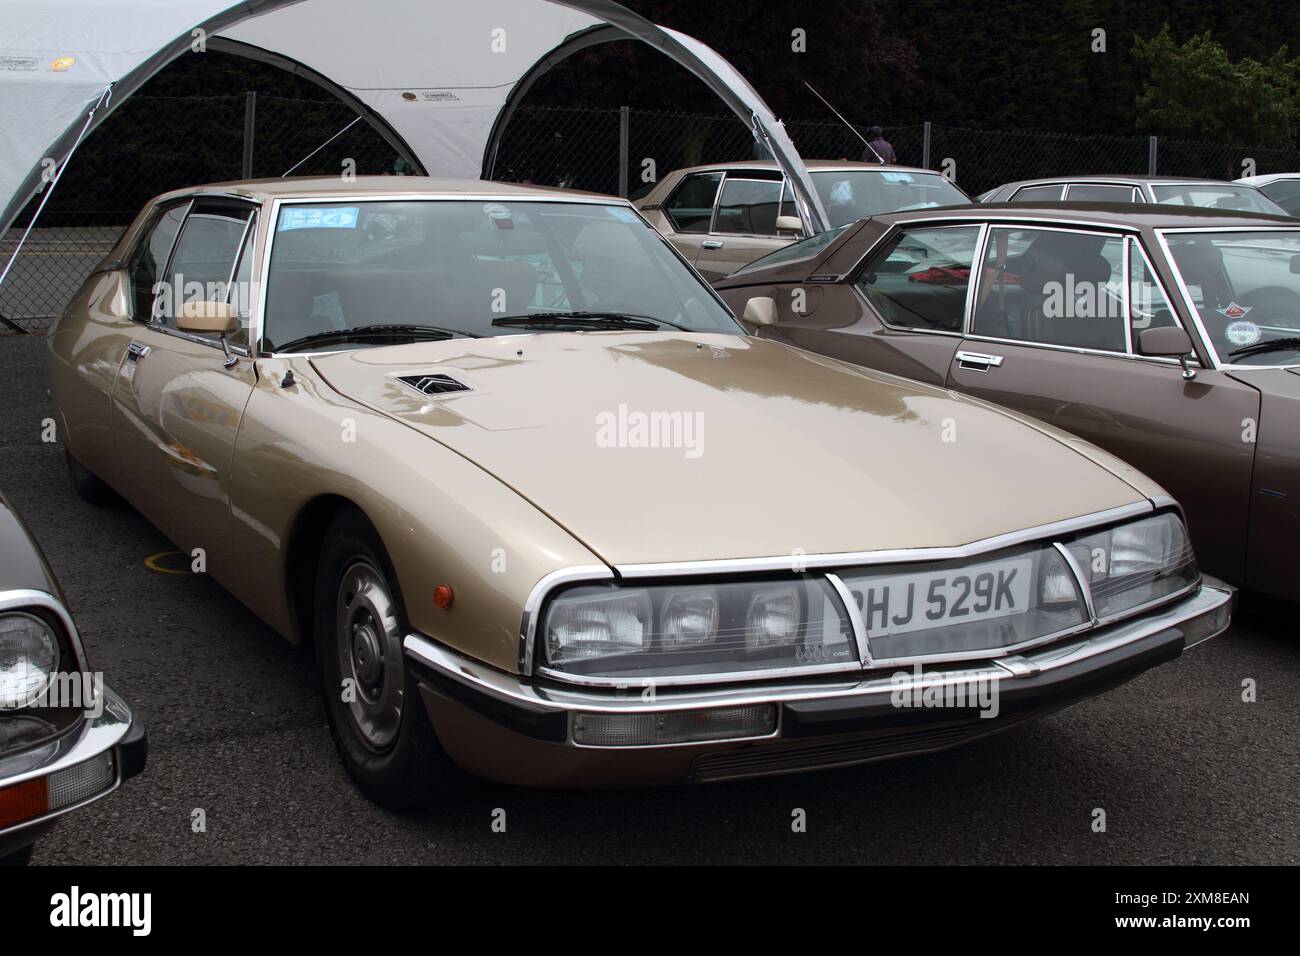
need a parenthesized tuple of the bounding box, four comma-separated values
(49, 176, 1234, 807)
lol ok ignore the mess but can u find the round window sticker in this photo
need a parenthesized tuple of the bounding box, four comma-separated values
(482, 203, 512, 220)
(1225, 320, 1262, 348)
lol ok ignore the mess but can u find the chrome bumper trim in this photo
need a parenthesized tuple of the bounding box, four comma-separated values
(0, 682, 135, 838)
(406, 579, 1234, 730)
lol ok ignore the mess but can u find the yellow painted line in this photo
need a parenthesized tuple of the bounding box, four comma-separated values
(143, 550, 197, 575)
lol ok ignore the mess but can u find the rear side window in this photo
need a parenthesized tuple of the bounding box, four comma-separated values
(127, 203, 187, 321)
(854, 225, 981, 332)
(714, 178, 783, 235)
(1011, 184, 1064, 203)
(1065, 183, 1139, 203)
(664, 173, 722, 234)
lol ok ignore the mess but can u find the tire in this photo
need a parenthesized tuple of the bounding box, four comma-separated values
(313, 507, 460, 809)
(0, 844, 34, 866)
(65, 448, 116, 506)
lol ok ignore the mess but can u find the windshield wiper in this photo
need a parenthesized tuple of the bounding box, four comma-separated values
(490, 311, 684, 331)
(274, 323, 476, 353)
(1228, 336, 1300, 358)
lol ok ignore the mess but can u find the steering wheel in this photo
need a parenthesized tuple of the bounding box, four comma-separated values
(1238, 286, 1300, 329)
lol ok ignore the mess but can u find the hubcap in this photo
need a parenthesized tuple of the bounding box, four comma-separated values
(335, 560, 403, 752)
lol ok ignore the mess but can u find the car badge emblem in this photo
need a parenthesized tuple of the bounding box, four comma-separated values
(1217, 302, 1251, 320)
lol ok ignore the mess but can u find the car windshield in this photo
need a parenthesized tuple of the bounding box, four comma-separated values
(1163, 229, 1300, 365)
(1150, 183, 1288, 215)
(262, 199, 741, 351)
(812, 170, 968, 227)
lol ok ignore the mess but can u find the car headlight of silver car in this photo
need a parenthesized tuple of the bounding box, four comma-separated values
(0, 611, 61, 709)
(541, 577, 857, 680)
(1064, 512, 1198, 620)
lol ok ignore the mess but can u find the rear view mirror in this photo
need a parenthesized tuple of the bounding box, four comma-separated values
(1138, 326, 1197, 380)
(1290, 253, 1300, 275)
(176, 300, 238, 334)
(775, 215, 804, 236)
(1137, 326, 1193, 357)
(742, 296, 778, 327)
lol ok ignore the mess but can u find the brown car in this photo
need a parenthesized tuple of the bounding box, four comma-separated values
(978, 175, 1289, 216)
(714, 203, 1300, 603)
(637, 160, 971, 280)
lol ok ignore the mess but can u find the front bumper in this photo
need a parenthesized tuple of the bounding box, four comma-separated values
(0, 682, 146, 857)
(406, 578, 1234, 788)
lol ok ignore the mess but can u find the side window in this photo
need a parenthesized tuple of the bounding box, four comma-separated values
(1259, 179, 1300, 216)
(1011, 184, 1064, 203)
(1065, 183, 1138, 203)
(1127, 239, 1178, 341)
(714, 178, 783, 235)
(127, 203, 187, 321)
(159, 205, 254, 331)
(854, 225, 982, 332)
(972, 227, 1127, 352)
(664, 173, 722, 234)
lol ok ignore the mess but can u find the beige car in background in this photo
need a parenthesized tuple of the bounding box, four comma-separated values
(48, 176, 1232, 807)
(636, 160, 971, 280)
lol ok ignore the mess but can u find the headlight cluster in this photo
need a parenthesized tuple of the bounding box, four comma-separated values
(0, 612, 61, 709)
(1064, 512, 1197, 619)
(537, 512, 1198, 682)
(542, 577, 856, 679)
(838, 544, 1088, 663)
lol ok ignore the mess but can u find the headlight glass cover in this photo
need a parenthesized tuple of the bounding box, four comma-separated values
(839, 544, 1087, 663)
(1064, 512, 1197, 619)
(542, 577, 855, 679)
(0, 612, 61, 709)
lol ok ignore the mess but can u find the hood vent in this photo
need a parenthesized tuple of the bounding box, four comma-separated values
(397, 373, 470, 396)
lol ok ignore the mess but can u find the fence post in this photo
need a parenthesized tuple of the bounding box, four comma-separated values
(242, 91, 257, 180)
(1148, 135, 1158, 176)
(618, 106, 630, 198)
(922, 120, 932, 169)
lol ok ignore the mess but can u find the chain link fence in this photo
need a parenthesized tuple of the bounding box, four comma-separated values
(5, 95, 1300, 331)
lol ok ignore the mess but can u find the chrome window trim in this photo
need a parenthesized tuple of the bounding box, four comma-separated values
(1121, 236, 1133, 353)
(129, 197, 194, 324)
(710, 173, 787, 239)
(0, 589, 90, 678)
(662, 169, 724, 236)
(1154, 225, 1300, 369)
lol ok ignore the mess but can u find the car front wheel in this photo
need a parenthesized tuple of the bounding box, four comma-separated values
(313, 508, 460, 809)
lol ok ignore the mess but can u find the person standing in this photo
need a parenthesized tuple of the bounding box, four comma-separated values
(861, 126, 896, 164)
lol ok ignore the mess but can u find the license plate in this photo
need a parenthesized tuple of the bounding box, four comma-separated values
(854, 557, 1033, 636)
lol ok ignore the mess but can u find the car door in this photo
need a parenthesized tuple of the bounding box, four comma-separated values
(112, 198, 260, 575)
(947, 224, 1259, 586)
(657, 171, 723, 268)
(694, 173, 794, 280)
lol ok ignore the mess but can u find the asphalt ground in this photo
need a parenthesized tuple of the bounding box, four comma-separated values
(0, 332, 1295, 864)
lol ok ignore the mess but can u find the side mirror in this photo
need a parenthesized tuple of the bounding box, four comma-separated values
(1138, 326, 1197, 380)
(775, 215, 804, 236)
(176, 300, 238, 335)
(742, 296, 778, 327)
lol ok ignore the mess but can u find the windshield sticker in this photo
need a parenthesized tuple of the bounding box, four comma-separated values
(1217, 301, 1252, 320)
(279, 207, 359, 231)
(606, 207, 641, 223)
(881, 172, 915, 183)
(1225, 320, 1262, 348)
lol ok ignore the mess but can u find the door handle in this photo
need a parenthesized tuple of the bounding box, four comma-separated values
(125, 342, 151, 364)
(955, 350, 1004, 371)
(702, 240, 724, 249)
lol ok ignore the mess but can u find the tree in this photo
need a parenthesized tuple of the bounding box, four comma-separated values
(1133, 25, 1300, 145)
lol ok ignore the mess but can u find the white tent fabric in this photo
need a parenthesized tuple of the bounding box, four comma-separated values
(0, 0, 828, 243)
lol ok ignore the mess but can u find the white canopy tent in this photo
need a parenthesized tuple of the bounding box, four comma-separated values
(0, 0, 829, 251)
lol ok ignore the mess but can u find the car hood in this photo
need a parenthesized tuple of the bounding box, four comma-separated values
(310, 332, 1148, 566)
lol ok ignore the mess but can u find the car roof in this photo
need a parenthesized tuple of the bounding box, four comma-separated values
(874, 201, 1298, 229)
(152, 175, 624, 205)
(670, 159, 941, 176)
(996, 174, 1250, 188)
